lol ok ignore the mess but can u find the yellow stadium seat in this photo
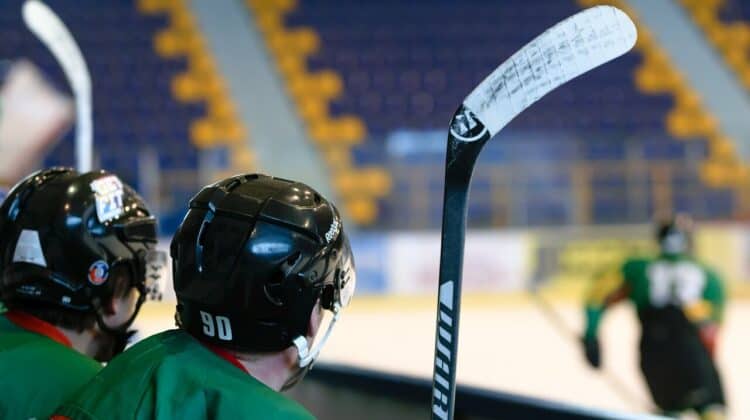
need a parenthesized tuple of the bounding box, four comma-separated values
(705, 25, 727, 46)
(249, 0, 296, 13)
(266, 32, 288, 53)
(190, 53, 217, 76)
(362, 168, 392, 195)
(184, 34, 207, 55)
(289, 28, 320, 55)
(702, 162, 733, 186)
(202, 75, 227, 98)
(208, 98, 236, 121)
(335, 116, 366, 142)
(309, 121, 334, 144)
(190, 119, 217, 148)
(674, 88, 702, 109)
(577, 0, 600, 7)
(323, 148, 352, 169)
(316, 70, 343, 98)
(154, 30, 183, 57)
(232, 147, 255, 170)
(723, 48, 746, 69)
(333, 171, 358, 196)
(297, 97, 327, 121)
(710, 136, 736, 159)
(345, 197, 377, 225)
(729, 22, 750, 46)
(695, 113, 718, 136)
(171, 9, 195, 32)
(254, 12, 282, 34)
(276, 54, 304, 78)
(286, 74, 315, 99)
(692, 8, 717, 28)
(137, 0, 177, 14)
(223, 121, 247, 143)
(634, 66, 663, 93)
(666, 109, 695, 138)
(172, 73, 203, 102)
(634, 27, 653, 51)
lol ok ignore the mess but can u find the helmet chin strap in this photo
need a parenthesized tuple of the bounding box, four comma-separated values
(281, 303, 343, 391)
(292, 303, 342, 368)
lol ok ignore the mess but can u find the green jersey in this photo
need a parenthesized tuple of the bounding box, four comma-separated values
(0, 310, 101, 419)
(585, 255, 725, 338)
(55, 329, 316, 420)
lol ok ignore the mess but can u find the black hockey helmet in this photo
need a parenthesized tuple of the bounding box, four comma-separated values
(172, 173, 355, 357)
(655, 213, 693, 256)
(0, 167, 162, 326)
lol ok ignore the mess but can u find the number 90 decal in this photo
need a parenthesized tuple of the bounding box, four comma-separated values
(200, 310, 233, 341)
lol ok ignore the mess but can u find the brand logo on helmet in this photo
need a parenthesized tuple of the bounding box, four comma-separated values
(325, 217, 340, 243)
(88, 260, 109, 285)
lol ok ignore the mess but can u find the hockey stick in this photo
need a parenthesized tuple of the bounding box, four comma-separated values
(23, 0, 93, 172)
(430, 6, 637, 420)
(528, 289, 652, 411)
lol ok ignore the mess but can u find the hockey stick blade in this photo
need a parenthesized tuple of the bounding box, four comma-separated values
(463, 5, 636, 140)
(23, 0, 93, 172)
(431, 6, 636, 420)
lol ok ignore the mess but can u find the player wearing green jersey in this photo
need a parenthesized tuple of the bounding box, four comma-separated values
(0, 168, 162, 419)
(582, 214, 725, 419)
(55, 173, 356, 419)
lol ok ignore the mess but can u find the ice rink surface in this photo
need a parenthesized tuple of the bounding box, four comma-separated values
(136, 296, 750, 419)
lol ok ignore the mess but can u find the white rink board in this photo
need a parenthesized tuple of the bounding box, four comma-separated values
(136, 299, 750, 419)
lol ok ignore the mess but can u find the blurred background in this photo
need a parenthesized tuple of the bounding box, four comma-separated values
(2, 0, 750, 418)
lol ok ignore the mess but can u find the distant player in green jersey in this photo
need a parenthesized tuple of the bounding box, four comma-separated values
(55, 173, 356, 420)
(582, 214, 725, 419)
(0, 168, 162, 419)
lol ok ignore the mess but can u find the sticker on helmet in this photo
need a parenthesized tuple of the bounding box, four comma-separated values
(90, 175, 125, 223)
(12, 229, 47, 267)
(88, 260, 109, 285)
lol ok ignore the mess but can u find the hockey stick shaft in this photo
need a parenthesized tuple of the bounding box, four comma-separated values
(431, 118, 490, 420)
(430, 7, 636, 420)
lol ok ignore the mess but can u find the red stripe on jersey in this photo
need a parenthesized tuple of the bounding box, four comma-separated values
(201, 340, 250, 374)
(5, 310, 72, 347)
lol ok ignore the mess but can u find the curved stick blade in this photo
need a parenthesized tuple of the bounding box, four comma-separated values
(23, 0, 93, 172)
(463, 5, 637, 139)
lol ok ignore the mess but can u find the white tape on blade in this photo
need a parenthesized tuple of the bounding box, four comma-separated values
(463, 6, 637, 138)
(23, 0, 93, 172)
(22, 1, 91, 98)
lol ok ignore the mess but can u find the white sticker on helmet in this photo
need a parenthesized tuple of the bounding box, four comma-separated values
(12, 229, 47, 267)
(90, 175, 125, 222)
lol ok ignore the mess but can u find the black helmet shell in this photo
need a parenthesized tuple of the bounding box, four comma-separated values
(172, 173, 354, 353)
(0, 167, 158, 311)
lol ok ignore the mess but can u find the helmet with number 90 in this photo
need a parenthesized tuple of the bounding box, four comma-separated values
(171, 173, 355, 364)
